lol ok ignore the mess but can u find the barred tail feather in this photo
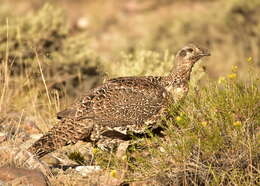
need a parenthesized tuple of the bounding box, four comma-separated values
(28, 119, 93, 158)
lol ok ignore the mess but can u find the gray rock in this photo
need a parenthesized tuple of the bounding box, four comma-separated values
(0, 167, 50, 186)
(75, 166, 101, 176)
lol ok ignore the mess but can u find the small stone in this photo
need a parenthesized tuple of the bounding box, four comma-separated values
(75, 166, 101, 176)
(40, 154, 61, 167)
(76, 17, 90, 29)
(30, 134, 43, 140)
(13, 149, 52, 176)
(116, 141, 129, 159)
(0, 167, 50, 186)
(159, 146, 166, 153)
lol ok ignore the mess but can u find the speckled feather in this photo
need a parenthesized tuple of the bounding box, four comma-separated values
(28, 44, 210, 158)
(59, 78, 168, 126)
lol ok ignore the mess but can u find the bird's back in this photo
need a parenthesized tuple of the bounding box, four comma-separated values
(57, 77, 169, 128)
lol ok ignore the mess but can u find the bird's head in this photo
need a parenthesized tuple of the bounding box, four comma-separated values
(176, 44, 210, 65)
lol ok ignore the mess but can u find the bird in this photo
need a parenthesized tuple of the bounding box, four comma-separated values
(27, 44, 210, 158)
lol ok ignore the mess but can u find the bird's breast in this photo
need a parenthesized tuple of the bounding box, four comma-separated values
(165, 85, 189, 102)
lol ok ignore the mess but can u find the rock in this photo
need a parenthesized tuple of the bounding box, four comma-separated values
(40, 154, 62, 167)
(40, 151, 81, 169)
(30, 134, 43, 140)
(0, 147, 51, 176)
(76, 17, 90, 29)
(159, 146, 166, 153)
(75, 166, 101, 176)
(0, 167, 50, 186)
(116, 141, 130, 159)
(14, 149, 51, 176)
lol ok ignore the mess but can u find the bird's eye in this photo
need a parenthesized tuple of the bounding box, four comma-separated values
(179, 50, 186, 57)
(187, 48, 193, 53)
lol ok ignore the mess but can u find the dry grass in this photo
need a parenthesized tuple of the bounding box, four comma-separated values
(0, 0, 259, 185)
(93, 62, 260, 185)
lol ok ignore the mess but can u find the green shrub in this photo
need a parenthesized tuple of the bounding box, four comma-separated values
(0, 4, 102, 97)
(94, 63, 260, 185)
(125, 64, 260, 185)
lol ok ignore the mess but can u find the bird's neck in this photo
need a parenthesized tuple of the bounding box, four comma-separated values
(164, 59, 195, 88)
(161, 59, 194, 102)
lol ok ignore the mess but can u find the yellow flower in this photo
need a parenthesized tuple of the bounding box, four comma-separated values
(110, 170, 117, 178)
(201, 121, 208, 127)
(228, 73, 237, 79)
(92, 148, 98, 154)
(247, 57, 253, 63)
(175, 116, 182, 122)
(232, 65, 238, 72)
(233, 121, 242, 127)
(218, 76, 226, 84)
(122, 155, 127, 161)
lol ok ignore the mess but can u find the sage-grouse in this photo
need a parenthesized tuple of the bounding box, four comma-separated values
(28, 44, 210, 158)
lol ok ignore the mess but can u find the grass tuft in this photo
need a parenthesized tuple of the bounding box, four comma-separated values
(0, 1, 259, 185)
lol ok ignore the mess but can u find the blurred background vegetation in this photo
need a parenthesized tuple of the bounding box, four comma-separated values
(1, 0, 260, 80)
(1, 0, 259, 124)
(0, 0, 259, 125)
(0, 1, 259, 185)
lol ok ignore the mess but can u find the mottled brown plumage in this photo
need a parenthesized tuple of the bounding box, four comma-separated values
(28, 44, 210, 158)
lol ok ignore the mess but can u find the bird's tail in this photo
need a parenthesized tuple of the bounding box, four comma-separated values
(27, 119, 93, 158)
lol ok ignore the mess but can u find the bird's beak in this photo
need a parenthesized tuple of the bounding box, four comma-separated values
(199, 48, 211, 57)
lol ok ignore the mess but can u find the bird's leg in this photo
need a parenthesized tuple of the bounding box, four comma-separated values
(95, 136, 127, 152)
(96, 137, 130, 159)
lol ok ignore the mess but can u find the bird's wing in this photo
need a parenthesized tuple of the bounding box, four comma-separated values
(107, 76, 163, 85)
(57, 77, 168, 128)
